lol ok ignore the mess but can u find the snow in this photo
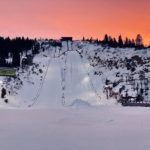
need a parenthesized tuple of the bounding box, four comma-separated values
(0, 106, 150, 150)
(0, 40, 150, 150)
(1, 40, 150, 107)
(70, 99, 91, 108)
(0, 40, 104, 108)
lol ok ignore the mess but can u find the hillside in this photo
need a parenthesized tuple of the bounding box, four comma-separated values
(0, 40, 150, 150)
(0, 40, 150, 108)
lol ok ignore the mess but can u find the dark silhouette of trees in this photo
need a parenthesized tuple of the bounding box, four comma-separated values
(108, 36, 114, 47)
(136, 34, 143, 46)
(82, 37, 85, 41)
(85, 34, 146, 49)
(102, 35, 118, 48)
(100, 34, 142, 49)
(118, 35, 124, 48)
(32, 42, 40, 55)
(103, 34, 109, 45)
(113, 38, 118, 48)
(124, 37, 135, 48)
(0, 36, 35, 67)
(124, 37, 129, 48)
(135, 34, 144, 49)
(12, 52, 21, 67)
(131, 39, 136, 48)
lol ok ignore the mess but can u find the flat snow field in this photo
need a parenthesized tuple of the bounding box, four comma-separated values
(0, 106, 150, 150)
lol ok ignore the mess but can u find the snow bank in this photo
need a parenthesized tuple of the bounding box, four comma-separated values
(70, 99, 91, 108)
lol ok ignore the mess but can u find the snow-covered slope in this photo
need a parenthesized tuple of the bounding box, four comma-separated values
(0, 40, 150, 150)
(0, 40, 150, 108)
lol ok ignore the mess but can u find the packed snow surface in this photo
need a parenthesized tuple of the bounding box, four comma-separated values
(0, 106, 150, 150)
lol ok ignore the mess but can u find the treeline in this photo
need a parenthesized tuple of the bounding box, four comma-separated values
(0, 37, 36, 67)
(82, 34, 145, 49)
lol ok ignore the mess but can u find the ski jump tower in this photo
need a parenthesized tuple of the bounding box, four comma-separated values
(61, 37, 73, 51)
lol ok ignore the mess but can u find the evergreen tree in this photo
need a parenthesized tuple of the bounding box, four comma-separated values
(118, 35, 124, 48)
(12, 52, 20, 67)
(0, 36, 35, 67)
(108, 36, 114, 47)
(124, 37, 129, 48)
(103, 34, 109, 45)
(89, 37, 93, 43)
(82, 37, 85, 41)
(131, 39, 136, 48)
(113, 38, 118, 48)
(135, 34, 144, 49)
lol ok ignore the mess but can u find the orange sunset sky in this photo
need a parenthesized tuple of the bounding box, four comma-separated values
(0, 0, 150, 44)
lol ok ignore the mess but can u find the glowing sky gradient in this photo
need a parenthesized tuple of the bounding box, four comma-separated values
(1, 0, 150, 44)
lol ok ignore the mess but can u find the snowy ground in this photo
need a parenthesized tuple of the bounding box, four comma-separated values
(1, 40, 150, 107)
(1, 106, 150, 150)
(0, 40, 150, 150)
(0, 41, 105, 108)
